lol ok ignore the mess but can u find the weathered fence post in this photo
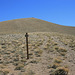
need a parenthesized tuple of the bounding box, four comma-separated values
(25, 33, 29, 59)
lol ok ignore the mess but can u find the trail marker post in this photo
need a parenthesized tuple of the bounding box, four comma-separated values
(25, 33, 29, 59)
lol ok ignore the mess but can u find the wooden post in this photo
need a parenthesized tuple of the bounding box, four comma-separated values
(25, 33, 29, 59)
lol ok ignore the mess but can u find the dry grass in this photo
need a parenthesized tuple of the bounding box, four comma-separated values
(0, 32, 75, 75)
(51, 67, 69, 75)
(54, 58, 62, 63)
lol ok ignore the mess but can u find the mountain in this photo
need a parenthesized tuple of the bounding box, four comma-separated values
(0, 18, 75, 35)
(0, 18, 75, 74)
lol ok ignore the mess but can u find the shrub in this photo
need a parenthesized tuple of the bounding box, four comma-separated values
(52, 63, 61, 69)
(0, 70, 4, 75)
(34, 49, 43, 55)
(30, 60, 38, 64)
(13, 57, 19, 61)
(50, 67, 69, 75)
(21, 59, 26, 62)
(59, 48, 67, 52)
(55, 47, 67, 56)
(60, 52, 66, 56)
(28, 70, 35, 75)
(15, 64, 24, 70)
(54, 58, 62, 63)
(56, 47, 67, 53)
(2, 69, 10, 75)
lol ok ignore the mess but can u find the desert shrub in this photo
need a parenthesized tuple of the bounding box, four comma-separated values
(26, 70, 35, 75)
(48, 48, 54, 52)
(13, 62, 19, 66)
(50, 67, 68, 75)
(60, 48, 67, 52)
(21, 59, 26, 62)
(60, 52, 66, 56)
(15, 64, 24, 70)
(1, 45, 6, 48)
(21, 55, 26, 59)
(54, 46, 59, 50)
(38, 50, 43, 54)
(4, 51, 10, 55)
(34, 49, 43, 56)
(44, 46, 48, 50)
(0, 60, 3, 64)
(13, 57, 19, 61)
(21, 68, 25, 72)
(69, 43, 75, 48)
(3, 61, 10, 64)
(56, 47, 67, 52)
(55, 47, 67, 56)
(52, 63, 61, 69)
(24, 70, 35, 75)
(54, 58, 62, 63)
(30, 60, 38, 64)
(47, 64, 52, 69)
(0, 70, 4, 75)
(11, 50, 15, 53)
(4, 71, 9, 75)
(2, 69, 10, 75)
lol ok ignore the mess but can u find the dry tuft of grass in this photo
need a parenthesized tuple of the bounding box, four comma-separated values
(50, 67, 69, 75)
(52, 63, 61, 69)
(54, 58, 62, 63)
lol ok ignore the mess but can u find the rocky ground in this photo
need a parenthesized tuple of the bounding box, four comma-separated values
(0, 32, 75, 75)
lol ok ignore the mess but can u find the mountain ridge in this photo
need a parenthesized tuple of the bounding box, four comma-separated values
(0, 18, 75, 35)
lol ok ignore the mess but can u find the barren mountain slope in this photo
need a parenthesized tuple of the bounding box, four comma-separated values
(0, 18, 75, 35)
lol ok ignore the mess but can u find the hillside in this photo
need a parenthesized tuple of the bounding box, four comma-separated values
(0, 18, 75, 75)
(0, 32, 75, 75)
(0, 18, 75, 35)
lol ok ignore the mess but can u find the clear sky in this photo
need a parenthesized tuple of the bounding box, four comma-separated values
(0, 0, 75, 27)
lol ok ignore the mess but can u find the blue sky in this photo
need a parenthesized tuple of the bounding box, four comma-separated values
(0, 0, 75, 27)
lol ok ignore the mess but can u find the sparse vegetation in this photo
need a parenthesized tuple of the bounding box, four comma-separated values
(15, 64, 24, 70)
(0, 32, 75, 75)
(50, 67, 69, 75)
(52, 63, 61, 69)
(54, 58, 62, 63)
